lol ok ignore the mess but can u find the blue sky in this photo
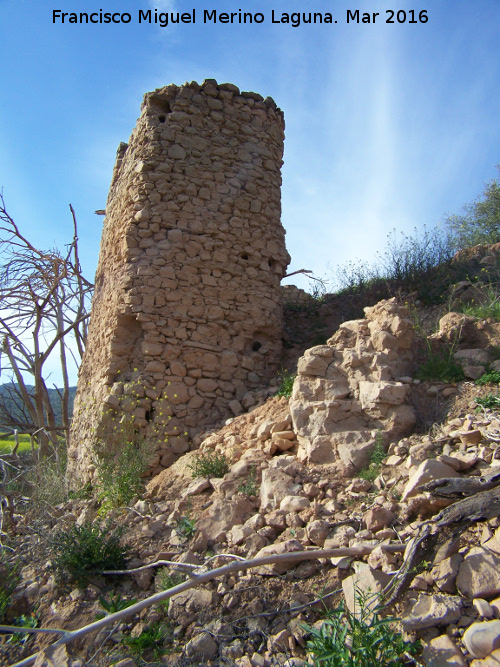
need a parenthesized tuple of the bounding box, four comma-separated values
(1, 0, 499, 297)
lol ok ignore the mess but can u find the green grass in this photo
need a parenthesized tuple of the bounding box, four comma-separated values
(305, 592, 420, 666)
(359, 434, 386, 481)
(462, 300, 500, 320)
(157, 568, 185, 591)
(458, 284, 500, 321)
(0, 434, 33, 455)
(416, 346, 465, 383)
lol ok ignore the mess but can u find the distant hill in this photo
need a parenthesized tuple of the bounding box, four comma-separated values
(0, 383, 77, 429)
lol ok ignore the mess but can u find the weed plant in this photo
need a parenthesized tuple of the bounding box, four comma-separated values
(416, 345, 465, 383)
(50, 520, 130, 589)
(275, 369, 296, 399)
(0, 556, 19, 622)
(6, 613, 40, 645)
(176, 515, 196, 538)
(157, 568, 185, 591)
(305, 593, 420, 666)
(188, 451, 229, 478)
(95, 440, 150, 512)
(476, 370, 500, 385)
(359, 434, 386, 482)
(95, 592, 137, 619)
(68, 480, 93, 500)
(238, 464, 258, 496)
(4, 447, 70, 509)
(459, 284, 500, 320)
(121, 622, 173, 660)
(475, 394, 500, 411)
(334, 226, 457, 305)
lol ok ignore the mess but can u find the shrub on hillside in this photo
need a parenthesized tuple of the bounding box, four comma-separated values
(446, 167, 500, 249)
(50, 520, 129, 588)
(94, 440, 150, 512)
(187, 451, 229, 478)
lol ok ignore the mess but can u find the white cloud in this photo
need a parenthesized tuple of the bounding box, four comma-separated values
(149, 0, 176, 11)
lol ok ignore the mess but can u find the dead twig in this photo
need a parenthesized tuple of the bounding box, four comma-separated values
(8, 544, 406, 667)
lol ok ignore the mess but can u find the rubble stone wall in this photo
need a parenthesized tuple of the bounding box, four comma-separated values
(67, 80, 290, 483)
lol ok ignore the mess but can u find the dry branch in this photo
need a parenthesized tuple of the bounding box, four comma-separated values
(0, 197, 93, 448)
(419, 467, 500, 497)
(434, 484, 500, 526)
(7, 544, 406, 667)
(384, 467, 500, 608)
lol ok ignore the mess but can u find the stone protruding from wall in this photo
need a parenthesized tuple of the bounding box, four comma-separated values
(290, 298, 416, 468)
(67, 80, 290, 483)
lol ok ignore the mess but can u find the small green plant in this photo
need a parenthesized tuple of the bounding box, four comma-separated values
(95, 592, 137, 619)
(275, 368, 296, 399)
(188, 451, 229, 478)
(459, 284, 500, 320)
(22, 451, 70, 508)
(416, 345, 465, 383)
(0, 556, 19, 622)
(359, 466, 380, 483)
(158, 568, 184, 591)
(305, 592, 420, 666)
(238, 464, 258, 496)
(476, 370, 500, 385)
(177, 515, 196, 538)
(121, 622, 172, 660)
(475, 394, 500, 411)
(359, 433, 386, 482)
(95, 440, 150, 512)
(6, 613, 40, 645)
(50, 520, 130, 589)
(69, 480, 93, 500)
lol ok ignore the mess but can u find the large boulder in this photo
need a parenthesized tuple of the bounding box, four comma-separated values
(290, 299, 416, 467)
(195, 497, 254, 543)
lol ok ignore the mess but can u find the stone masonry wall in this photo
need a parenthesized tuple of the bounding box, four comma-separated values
(67, 80, 290, 483)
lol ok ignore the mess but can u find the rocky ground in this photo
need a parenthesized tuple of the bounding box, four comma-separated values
(5, 297, 500, 667)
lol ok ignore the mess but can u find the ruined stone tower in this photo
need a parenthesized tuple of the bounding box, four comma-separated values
(67, 80, 290, 482)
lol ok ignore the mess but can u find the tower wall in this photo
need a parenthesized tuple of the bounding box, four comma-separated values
(67, 80, 289, 482)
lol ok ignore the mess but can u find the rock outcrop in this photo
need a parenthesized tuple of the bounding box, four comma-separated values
(290, 298, 416, 467)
